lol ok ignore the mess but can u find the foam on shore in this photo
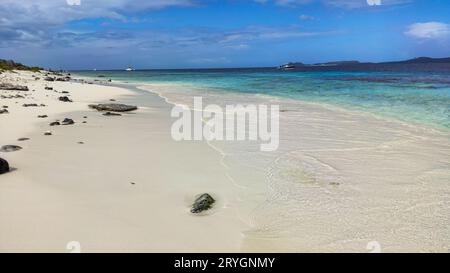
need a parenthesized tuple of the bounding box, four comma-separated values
(139, 82, 450, 252)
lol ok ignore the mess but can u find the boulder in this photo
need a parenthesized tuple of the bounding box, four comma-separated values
(103, 112, 122, 116)
(59, 96, 72, 102)
(0, 145, 22, 152)
(44, 77, 55, 82)
(23, 103, 39, 107)
(49, 121, 60, 126)
(0, 158, 9, 174)
(2, 94, 24, 99)
(89, 103, 138, 112)
(191, 193, 215, 214)
(61, 118, 75, 125)
(0, 83, 29, 91)
(56, 77, 71, 82)
(45, 87, 53, 90)
(0, 109, 8, 114)
(44, 131, 52, 136)
(17, 138, 30, 142)
(38, 115, 48, 118)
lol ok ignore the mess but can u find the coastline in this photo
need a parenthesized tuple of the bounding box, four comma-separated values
(137, 81, 450, 252)
(0, 71, 246, 252)
(1, 70, 449, 252)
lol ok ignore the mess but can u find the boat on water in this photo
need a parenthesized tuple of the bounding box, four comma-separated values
(125, 67, 135, 71)
(278, 63, 296, 70)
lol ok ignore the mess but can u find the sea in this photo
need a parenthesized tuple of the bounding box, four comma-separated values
(74, 68, 450, 252)
(75, 68, 450, 130)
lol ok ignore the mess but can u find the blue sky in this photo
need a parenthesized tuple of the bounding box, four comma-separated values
(0, 0, 449, 69)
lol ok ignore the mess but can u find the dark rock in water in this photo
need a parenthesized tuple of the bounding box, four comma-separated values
(0, 83, 29, 91)
(0, 158, 9, 174)
(0, 109, 8, 114)
(49, 121, 60, 126)
(45, 86, 53, 90)
(78, 142, 84, 144)
(0, 145, 22, 152)
(61, 118, 75, 125)
(191, 193, 215, 214)
(17, 138, 30, 142)
(103, 111, 122, 116)
(110, 99, 116, 101)
(82, 121, 87, 124)
(61, 91, 69, 94)
(38, 115, 48, 118)
(44, 77, 55, 82)
(59, 96, 72, 102)
(44, 131, 52, 136)
(2, 106, 8, 108)
(89, 103, 138, 112)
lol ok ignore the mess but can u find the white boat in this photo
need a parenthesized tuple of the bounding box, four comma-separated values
(125, 67, 134, 71)
(278, 63, 296, 70)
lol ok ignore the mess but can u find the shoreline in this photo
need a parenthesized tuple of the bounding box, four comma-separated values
(0, 71, 247, 252)
(135, 81, 450, 252)
(105, 79, 450, 135)
(1, 70, 449, 252)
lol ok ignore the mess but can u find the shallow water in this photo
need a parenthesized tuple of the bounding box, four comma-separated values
(75, 70, 450, 252)
(75, 70, 450, 130)
(132, 83, 450, 252)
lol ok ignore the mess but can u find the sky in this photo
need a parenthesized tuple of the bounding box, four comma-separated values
(0, 0, 449, 70)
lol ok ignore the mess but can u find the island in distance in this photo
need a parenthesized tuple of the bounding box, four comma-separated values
(278, 57, 450, 72)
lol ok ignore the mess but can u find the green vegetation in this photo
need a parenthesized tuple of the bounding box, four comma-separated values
(0, 59, 42, 72)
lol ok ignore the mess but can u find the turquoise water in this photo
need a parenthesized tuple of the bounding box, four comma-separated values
(74, 70, 450, 129)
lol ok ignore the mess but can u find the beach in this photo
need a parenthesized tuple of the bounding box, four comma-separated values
(1, 70, 449, 252)
(0, 71, 245, 252)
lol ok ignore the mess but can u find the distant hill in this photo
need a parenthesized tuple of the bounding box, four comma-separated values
(386, 57, 450, 64)
(0, 59, 42, 72)
(279, 57, 450, 72)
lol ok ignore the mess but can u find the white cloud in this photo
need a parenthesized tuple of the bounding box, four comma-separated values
(405, 22, 450, 39)
(0, 0, 196, 47)
(255, 0, 408, 8)
(66, 0, 81, 6)
(0, 0, 195, 27)
(366, 0, 382, 6)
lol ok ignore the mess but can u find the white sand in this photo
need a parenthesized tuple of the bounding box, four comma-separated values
(1, 71, 449, 253)
(0, 71, 245, 252)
